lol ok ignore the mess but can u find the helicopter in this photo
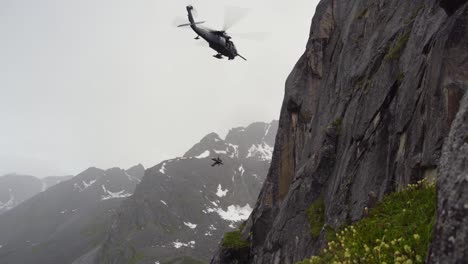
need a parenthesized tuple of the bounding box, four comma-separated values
(177, 5, 247, 61)
(211, 156, 224, 167)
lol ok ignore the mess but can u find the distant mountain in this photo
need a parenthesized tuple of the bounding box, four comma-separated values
(0, 173, 72, 214)
(84, 121, 278, 264)
(0, 164, 144, 264)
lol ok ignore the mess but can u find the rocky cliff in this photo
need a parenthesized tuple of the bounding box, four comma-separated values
(212, 0, 467, 263)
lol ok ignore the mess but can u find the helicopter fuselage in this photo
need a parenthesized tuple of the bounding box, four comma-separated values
(191, 26, 237, 59)
(185, 5, 245, 60)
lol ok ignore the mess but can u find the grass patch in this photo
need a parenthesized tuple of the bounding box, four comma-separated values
(385, 31, 411, 60)
(397, 73, 405, 83)
(222, 230, 249, 249)
(162, 256, 207, 264)
(297, 179, 436, 264)
(129, 252, 145, 264)
(306, 196, 325, 238)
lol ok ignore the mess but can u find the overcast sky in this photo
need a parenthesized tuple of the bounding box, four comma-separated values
(0, 0, 320, 177)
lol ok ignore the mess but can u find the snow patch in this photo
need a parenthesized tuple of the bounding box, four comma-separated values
(0, 189, 15, 211)
(216, 184, 228, 197)
(209, 224, 217, 230)
(184, 222, 197, 229)
(228, 144, 239, 158)
(195, 150, 210, 159)
(205, 231, 213, 236)
(214, 150, 227, 154)
(172, 240, 195, 249)
(101, 185, 132, 201)
(159, 163, 166, 174)
(82, 179, 97, 189)
(206, 204, 253, 222)
(125, 172, 141, 183)
(160, 200, 168, 206)
(238, 165, 245, 177)
(246, 143, 273, 160)
(264, 123, 272, 137)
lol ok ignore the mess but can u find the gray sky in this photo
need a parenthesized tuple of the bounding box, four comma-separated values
(0, 0, 319, 177)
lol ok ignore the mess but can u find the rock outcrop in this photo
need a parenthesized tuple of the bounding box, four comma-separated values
(212, 0, 467, 263)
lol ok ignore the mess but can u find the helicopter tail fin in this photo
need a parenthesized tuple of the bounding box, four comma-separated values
(186, 5, 196, 24)
(177, 21, 205, 27)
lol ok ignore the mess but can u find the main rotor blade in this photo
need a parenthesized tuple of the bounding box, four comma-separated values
(177, 21, 205, 27)
(223, 6, 250, 31)
(234, 32, 270, 41)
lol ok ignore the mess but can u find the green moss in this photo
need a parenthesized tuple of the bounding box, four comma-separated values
(162, 256, 207, 264)
(129, 252, 145, 264)
(222, 231, 249, 249)
(298, 179, 436, 263)
(397, 72, 405, 83)
(331, 117, 343, 134)
(385, 31, 411, 60)
(306, 196, 325, 238)
(239, 221, 247, 232)
(357, 8, 368, 19)
(324, 225, 336, 242)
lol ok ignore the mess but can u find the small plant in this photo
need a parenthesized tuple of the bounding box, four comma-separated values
(306, 196, 325, 238)
(298, 179, 436, 263)
(222, 231, 249, 249)
(386, 31, 411, 60)
(330, 118, 343, 134)
(357, 8, 368, 19)
(397, 72, 405, 83)
(129, 252, 145, 264)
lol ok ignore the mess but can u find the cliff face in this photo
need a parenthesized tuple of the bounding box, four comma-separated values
(212, 0, 467, 263)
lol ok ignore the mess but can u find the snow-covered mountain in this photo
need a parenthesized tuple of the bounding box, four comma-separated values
(0, 174, 72, 214)
(81, 121, 278, 264)
(0, 164, 144, 264)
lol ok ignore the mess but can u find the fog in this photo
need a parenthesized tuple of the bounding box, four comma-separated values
(0, 0, 320, 177)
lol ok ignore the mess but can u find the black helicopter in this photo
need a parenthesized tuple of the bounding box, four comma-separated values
(211, 156, 223, 167)
(177, 5, 247, 61)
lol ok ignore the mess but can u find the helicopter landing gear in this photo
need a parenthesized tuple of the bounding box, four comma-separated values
(213, 54, 223, 59)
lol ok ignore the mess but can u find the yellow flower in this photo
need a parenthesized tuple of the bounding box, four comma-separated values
(404, 245, 411, 253)
(416, 255, 422, 262)
(413, 234, 420, 240)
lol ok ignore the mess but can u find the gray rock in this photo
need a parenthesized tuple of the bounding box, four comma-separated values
(428, 93, 468, 263)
